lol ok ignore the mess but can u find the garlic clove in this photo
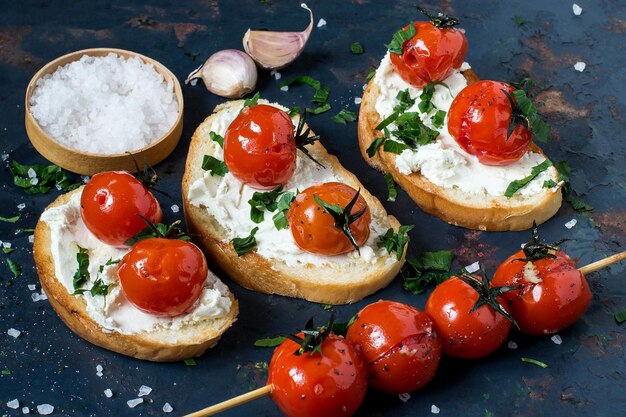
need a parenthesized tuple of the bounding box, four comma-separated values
(243, 3, 314, 70)
(185, 49, 257, 99)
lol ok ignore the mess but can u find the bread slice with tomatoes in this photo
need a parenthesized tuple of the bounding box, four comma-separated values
(182, 100, 407, 305)
(358, 12, 562, 232)
(34, 187, 239, 362)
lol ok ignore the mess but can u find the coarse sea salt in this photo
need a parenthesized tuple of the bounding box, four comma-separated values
(36, 404, 54, 415)
(398, 393, 411, 403)
(573, 3, 582, 15)
(29, 53, 179, 155)
(551, 334, 563, 345)
(127, 398, 143, 408)
(138, 385, 152, 396)
(574, 61, 586, 72)
(7, 399, 20, 409)
(8, 328, 21, 338)
(431, 404, 440, 414)
(317, 18, 327, 28)
(565, 218, 577, 229)
(465, 261, 480, 274)
(104, 389, 113, 398)
(163, 403, 174, 413)
(22, 406, 30, 414)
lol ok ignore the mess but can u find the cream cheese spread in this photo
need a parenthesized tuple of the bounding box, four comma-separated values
(187, 100, 395, 268)
(373, 52, 556, 198)
(41, 192, 232, 337)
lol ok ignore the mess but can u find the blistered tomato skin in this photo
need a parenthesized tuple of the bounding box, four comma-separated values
(390, 21, 467, 88)
(223, 104, 297, 190)
(346, 300, 442, 394)
(268, 334, 367, 417)
(492, 250, 591, 335)
(287, 182, 371, 255)
(80, 171, 162, 247)
(447, 80, 532, 166)
(117, 238, 207, 317)
(425, 276, 512, 359)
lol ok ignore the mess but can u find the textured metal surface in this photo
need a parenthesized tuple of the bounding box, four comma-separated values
(1, 0, 625, 416)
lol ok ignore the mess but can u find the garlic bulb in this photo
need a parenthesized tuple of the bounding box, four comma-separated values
(243, 3, 314, 70)
(185, 49, 257, 99)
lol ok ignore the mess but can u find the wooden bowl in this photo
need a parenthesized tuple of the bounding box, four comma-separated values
(25, 48, 184, 175)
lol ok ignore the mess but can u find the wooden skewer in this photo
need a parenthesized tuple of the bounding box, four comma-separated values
(183, 385, 272, 417)
(579, 250, 626, 275)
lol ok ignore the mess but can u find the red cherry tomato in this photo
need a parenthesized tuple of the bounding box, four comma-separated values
(80, 171, 162, 247)
(223, 104, 297, 190)
(447, 80, 532, 165)
(268, 334, 367, 417)
(492, 250, 591, 335)
(346, 300, 442, 394)
(117, 238, 207, 317)
(390, 21, 467, 88)
(288, 182, 371, 256)
(425, 276, 512, 359)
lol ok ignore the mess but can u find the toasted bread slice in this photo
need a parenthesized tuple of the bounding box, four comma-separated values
(182, 100, 406, 305)
(358, 69, 562, 231)
(34, 188, 238, 362)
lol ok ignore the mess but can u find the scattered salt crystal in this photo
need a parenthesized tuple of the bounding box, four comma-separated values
(3, 241, 12, 248)
(573, 3, 582, 15)
(96, 364, 103, 377)
(138, 385, 152, 396)
(30, 178, 39, 186)
(280, 86, 289, 92)
(82, 176, 90, 184)
(565, 219, 577, 229)
(163, 402, 174, 413)
(29, 53, 179, 155)
(398, 393, 411, 403)
(22, 406, 30, 414)
(354, 97, 362, 105)
(431, 404, 440, 414)
(551, 334, 563, 345)
(270, 70, 282, 80)
(171, 204, 179, 213)
(521, 242, 527, 249)
(317, 18, 327, 28)
(127, 398, 143, 408)
(7, 399, 19, 409)
(17, 203, 26, 210)
(27, 168, 37, 178)
(32, 290, 48, 302)
(190, 79, 198, 87)
(1, 153, 9, 162)
(8, 328, 21, 338)
(36, 404, 54, 415)
(28, 235, 34, 243)
(574, 61, 586, 72)
(104, 389, 113, 398)
(39, 290, 48, 300)
(465, 261, 480, 274)
(508, 340, 518, 349)
(362, 84, 367, 90)
(28, 284, 36, 291)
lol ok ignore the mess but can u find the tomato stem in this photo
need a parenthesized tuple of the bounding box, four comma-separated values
(515, 221, 568, 262)
(294, 110, 324, 168)
(289, 315, 335, 356)
(313, 189, 366, 254)
(416, 7, 461, 29)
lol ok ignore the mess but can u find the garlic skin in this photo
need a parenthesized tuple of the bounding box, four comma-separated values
(185, 49, 257, 99)
(243, 3, 314, 70)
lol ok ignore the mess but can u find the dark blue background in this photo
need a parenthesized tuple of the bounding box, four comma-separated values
(1, 1, 625, 416)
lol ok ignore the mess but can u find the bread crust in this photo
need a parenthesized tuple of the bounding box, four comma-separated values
(357, 70, 562, 231)
(182, 101, 406, 305)
(34, 188, 238, 362)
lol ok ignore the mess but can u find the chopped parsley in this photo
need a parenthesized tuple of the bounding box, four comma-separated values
(232, 227, 259, 256)
(514, 16, 525, 26)
(279, 76, 331, 114)
(7, 259, 21, 278)
(272, 191, 296, 230)
(331, 314, 357, 336)
(0, 214, 20, 223)
(331, 109, 357, 124)
(254, 336, 287, 347)
(201, 155, 228, 177)
(248, 186, 284, 224)
(72, 246, 90, 291)
(377, 225, 413, 260)
(504, 160, 553, 198)
(366, 70, 376, 81)
(209, 131, 224, 148)
(543, 179, 557, 189)
(184, 358, 197, 366)
(384, 173, 397, 202)
(243, 91, 260, 107)
(615, 309, 626, 324)
(521, 357, 548, 368)
(386, 23, 416, 54)
(10, 161, 79, 195)
(287, 106, 301, 117)
(402, 250, 454, 294)
(350, 42, 364, 54)
(3, 247, 15, 255)
(392, 112, 439, 148)
(431, 110, 447, 128)
(506, 89, 550, 143)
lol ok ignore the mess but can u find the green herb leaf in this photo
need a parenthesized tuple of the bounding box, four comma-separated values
(232, 227, 259, 256)
(386, 23, 416, 54)
(418, 83, 437, 114)
(331, 314, 357, 336)
(377, 225, 413, 260)
(2, 369, 11, 375)
(307, 102, 331, 115)
(521, 357, 548, 368)
(543, 179, 557, 189)
(280, 76, 331, 114)
(10, 161, 79, 195)
(514, 16, 525, 25)
(185, 51, 200, 61)
(98, 258, 120, 274)
(7, 259, 21, 278)
(392, 112, 439, 148)
(331, 109, 358, 124)
(272, 191, 296, 230)
(402, 250, 454, 294)
(384, 173, 397, 202)
(243, 91, 260, 107)
(366, 136, 386, 157)
(89, 278, 109, 297)
(287, 106, 301, 117)
(201, 155, 228, 177)
(124, 219, 190, 246)
(431, 110, 447, 129)
(366, 70, 376, 81)
(3, 247, 15, 254)
(248, 186, 284, 224)
(383, 139, 409, 154)
(209, 131, 224, 148)
(504, 160, 552, 198)
(0, 214, 20, 223)
(508, 89, 551, 143)
(72, 246, 90, 291)
(351, 42, 364, 54)
(254, 336, 287, 347)
(615, 309, 626, 324)
(184, 358, 197, 366)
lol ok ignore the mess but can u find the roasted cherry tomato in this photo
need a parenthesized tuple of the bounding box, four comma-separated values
(288, 182, 371, 256)
(346, 300, 442, 394)
(268, 333, 367, 417)
(117, 238, 207, 317)
(389, 12, 467, 88)
(425, 275, 512, 359)
(223, 104, 297, 190)
(492, 250, 591, 335)
(447, 80, 532, 165)
(80, 171, 162, 247)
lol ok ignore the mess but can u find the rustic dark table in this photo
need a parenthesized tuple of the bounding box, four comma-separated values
(1, 1, 625, 416)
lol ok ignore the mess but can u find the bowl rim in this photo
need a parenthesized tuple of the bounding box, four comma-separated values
(24, 47, 184, 159)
